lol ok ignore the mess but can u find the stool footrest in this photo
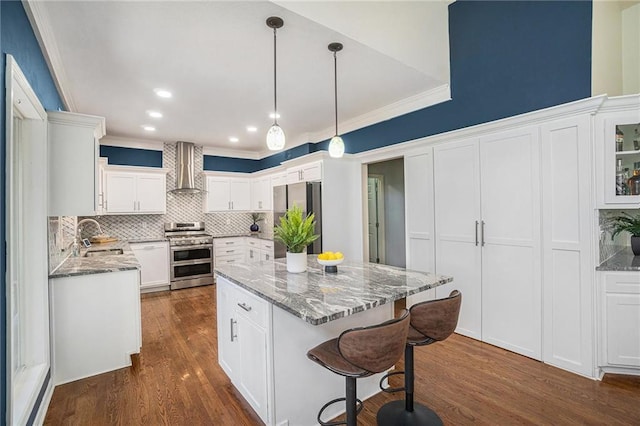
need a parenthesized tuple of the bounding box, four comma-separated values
(318, 397, 363, 426)
(379, 370, 406, 394)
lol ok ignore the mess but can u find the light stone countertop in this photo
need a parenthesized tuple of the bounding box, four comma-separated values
(49, 241, 140, 279)
(597, 246, 640, 271)
(215, 256, 452, 325)
(212, 232, 274, 241)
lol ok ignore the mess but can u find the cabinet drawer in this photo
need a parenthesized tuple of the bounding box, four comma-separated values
(215, 246, 245, 257)
(216, 253, 245, 265)
(260, 240, 274, 251)
(246, 239, 260, 248)
(235, 286, 268, 328)
(214, 237, 245, 249)
(605, 273, 640, 294)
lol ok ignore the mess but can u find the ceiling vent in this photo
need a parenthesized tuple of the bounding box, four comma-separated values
(170, 141, 201, 194)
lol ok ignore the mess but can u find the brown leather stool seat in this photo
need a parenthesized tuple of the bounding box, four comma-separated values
(377, 290, 462, 426)
(307, 309, 410, 426)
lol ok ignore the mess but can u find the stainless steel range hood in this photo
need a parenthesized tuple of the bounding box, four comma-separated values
(170, 141, 201, 194)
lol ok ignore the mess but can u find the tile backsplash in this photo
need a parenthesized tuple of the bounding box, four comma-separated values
(598, 209, 638, 263)
(48, 216, 76, 273)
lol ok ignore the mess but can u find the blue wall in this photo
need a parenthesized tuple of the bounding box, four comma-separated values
(100, 145, 163, 167)
(1, 1, 65, 424)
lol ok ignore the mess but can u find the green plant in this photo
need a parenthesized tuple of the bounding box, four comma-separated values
(273, 204, 319, 253)
(251, 212, 264, 224)
(609, 211, 640, 238)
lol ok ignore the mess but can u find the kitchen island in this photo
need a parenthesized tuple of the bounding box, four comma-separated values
(215, 256, 452, 426)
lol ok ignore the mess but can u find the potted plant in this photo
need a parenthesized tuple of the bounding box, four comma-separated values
(273, 204, 319, 273)
(609, 211, 640, 256)
(250, 212, 264, 233)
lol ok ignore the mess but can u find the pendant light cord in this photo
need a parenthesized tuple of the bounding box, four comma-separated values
(333, 51, 338, 136)
(273, 27, 278, 126)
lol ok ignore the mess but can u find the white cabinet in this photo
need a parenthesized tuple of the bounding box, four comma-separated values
(47, 111, 106, 216)
(251, 176, 272, 211)
(540, 116, 595, 377)
(96, 157, 108, 215)
(214, 237, 246, 265)
(270, 171, 287, 188)
(404, 148, 436, 306)
(599, 272, 640, 373)
(104, 169, 166, 214)
(50, 269, 141, 385)
(217, 277, 271, 423)
(130, 241, 170, 292)
(595, 95, 640, 208)
(286, 160, 322, 183)
(204, 176, 251, 212)
(433, 127, 542, 360)
(246, 238, 275, 263)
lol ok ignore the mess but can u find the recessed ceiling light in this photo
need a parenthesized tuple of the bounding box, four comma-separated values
(154, 88, 172, 98)
(147, 110, 163, 118)
(142, 125, 156, 131)
(247, 126, 257, 132)
(229, 137, 239, 143)
(269, 112, 281, 119)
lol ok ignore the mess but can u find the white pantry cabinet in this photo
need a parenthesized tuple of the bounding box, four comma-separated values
(104, 168, 166, 214)
(433, 127, 542, 360)
(130, 241, 170, 292)
(217, 277, 271, 423)
(540, 115, 595, 377)
(599, 272, 640, 374)
(404, 148, 436, 306)
(48, 111, 106, 216)
(251, 176, 272, 211)
(204, 176, 251, 212)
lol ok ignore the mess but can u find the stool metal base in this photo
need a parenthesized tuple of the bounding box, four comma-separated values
(376, 400, 443, 426)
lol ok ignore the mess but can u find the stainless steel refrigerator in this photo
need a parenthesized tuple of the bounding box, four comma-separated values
(273, 182, 322, 258)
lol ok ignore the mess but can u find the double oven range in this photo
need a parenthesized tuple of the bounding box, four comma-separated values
(164, 222, 214, 290)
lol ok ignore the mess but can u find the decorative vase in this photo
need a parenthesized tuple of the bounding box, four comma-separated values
(286, 252, 307, 273)
(250, 223, 259, 232)
(631, 236, 640, 256)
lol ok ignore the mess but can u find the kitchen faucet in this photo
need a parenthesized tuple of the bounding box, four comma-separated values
(73, 219, 104, 256)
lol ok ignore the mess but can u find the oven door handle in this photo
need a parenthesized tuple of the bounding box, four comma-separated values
(171, 258, 213, 267)
(170, 244, 213, 251)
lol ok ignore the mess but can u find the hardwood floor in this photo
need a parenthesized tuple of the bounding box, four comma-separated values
(45, 286, 640, 425)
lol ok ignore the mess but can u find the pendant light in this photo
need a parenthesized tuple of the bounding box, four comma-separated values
(266, 17, 285, 151)
(328, 42, 345, 158)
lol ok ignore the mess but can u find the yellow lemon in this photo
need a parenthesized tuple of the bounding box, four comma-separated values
(317, 253, 327, 260)
(335, 252, 344, 259)
(326, 253, 336, 260)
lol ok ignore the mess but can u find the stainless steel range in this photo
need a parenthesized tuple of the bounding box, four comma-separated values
(164, 222, 214, 290)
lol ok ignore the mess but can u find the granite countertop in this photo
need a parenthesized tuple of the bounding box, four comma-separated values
(49, 241, 140, 279)
(212, 232, 274, 241)
(215, 256, 452, 325)
(597, 246, 640, 271)
(127, 237, 168, 243)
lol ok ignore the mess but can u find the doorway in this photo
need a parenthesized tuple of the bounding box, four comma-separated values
(366, 158, 406, 268)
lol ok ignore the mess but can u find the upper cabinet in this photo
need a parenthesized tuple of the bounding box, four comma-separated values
(204, 175, 251, 212)
(286, 160, 322, 184)
(104, 168, 167, 214)
(595, 95, 640, 208)
(48, 111, 106, 216)
(251, 176, 272, 211)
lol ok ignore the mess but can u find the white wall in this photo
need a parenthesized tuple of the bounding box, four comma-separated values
(622, 3, 640, 94)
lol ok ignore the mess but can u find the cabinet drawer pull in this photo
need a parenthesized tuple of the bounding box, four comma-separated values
(225, 242, 234, 245)
(230, 318, 237, 342)
(238, 302, 252, 312)
(226, 250, 234, 253)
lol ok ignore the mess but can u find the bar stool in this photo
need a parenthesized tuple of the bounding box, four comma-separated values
(377, 290, 462, 426)
(307, 309, 410, 426)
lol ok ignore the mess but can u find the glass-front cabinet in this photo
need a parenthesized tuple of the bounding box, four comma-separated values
(598, 95, 640, 207)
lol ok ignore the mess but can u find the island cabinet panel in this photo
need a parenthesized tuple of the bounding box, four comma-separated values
(404, 149, 436, 306)
(540, 116, 595, 377)
(433, 127, 542, 360)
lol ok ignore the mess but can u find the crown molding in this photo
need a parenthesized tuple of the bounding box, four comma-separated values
(100, 135, 164, 151)
(203, 146, 261, 160)
(22, 0, 76, 112)
(596, 94, 640, 114)
(48, 111, 106, 137)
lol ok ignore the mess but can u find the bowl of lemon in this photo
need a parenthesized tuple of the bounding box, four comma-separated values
(317, 251, 344, 273)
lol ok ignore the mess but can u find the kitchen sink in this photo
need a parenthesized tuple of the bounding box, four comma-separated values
(84, 248, 124, 257)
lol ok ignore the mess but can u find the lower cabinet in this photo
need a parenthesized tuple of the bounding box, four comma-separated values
(214, 237, 246, 265)
(246, 238, 274, 263)
(599, 272, 640, 374)
(130, 241, 170, 292)
(49, 269, 141, 385)
(217, 277, 271, 423)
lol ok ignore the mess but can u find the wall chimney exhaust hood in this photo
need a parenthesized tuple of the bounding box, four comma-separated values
(170, 141, 201, 194)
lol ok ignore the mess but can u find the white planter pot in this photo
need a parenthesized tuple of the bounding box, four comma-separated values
(286, 252, 307, 273)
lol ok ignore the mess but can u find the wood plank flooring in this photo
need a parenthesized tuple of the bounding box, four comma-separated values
(45, 285, 640, 425)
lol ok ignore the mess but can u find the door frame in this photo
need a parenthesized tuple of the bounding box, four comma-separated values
(366, 174, 386, 264)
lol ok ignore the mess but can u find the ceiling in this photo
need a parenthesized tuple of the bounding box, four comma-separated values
(26, 1, 451, 158)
